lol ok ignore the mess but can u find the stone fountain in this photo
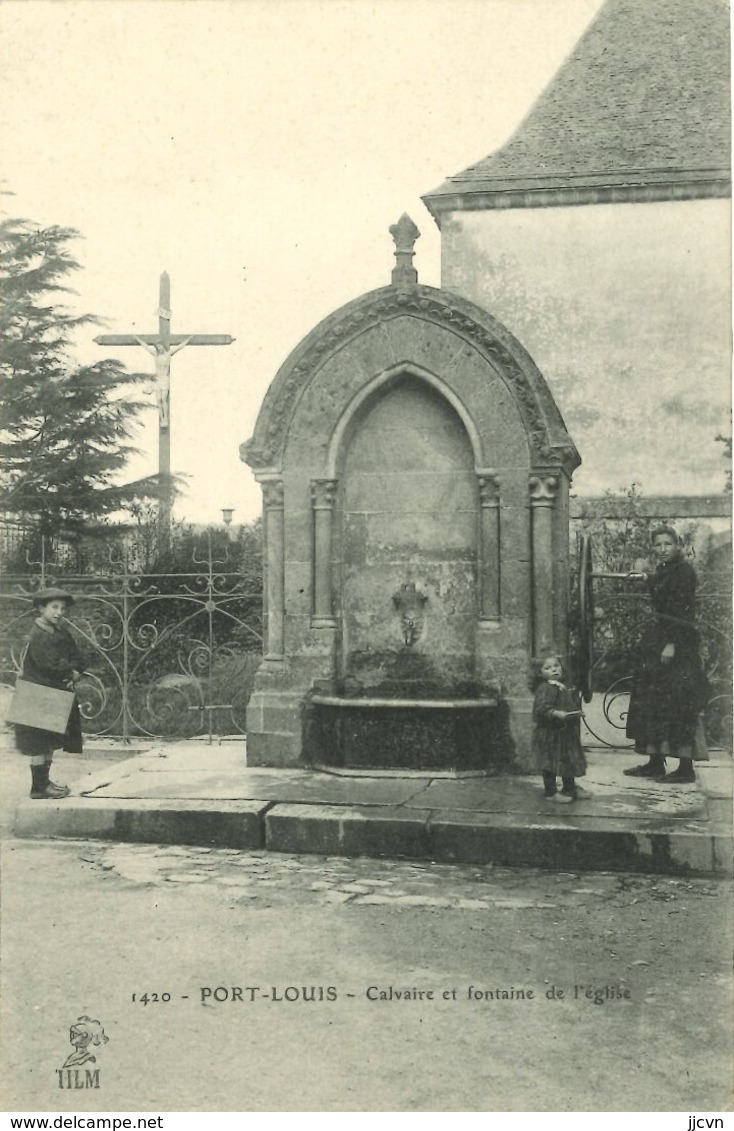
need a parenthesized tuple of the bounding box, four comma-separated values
(240, 216, 579, 771)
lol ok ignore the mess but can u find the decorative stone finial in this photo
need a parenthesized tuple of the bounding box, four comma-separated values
(389, 214, 420, 289)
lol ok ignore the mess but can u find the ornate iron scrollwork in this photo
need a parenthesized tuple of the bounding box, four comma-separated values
(0, 534, 263, 742)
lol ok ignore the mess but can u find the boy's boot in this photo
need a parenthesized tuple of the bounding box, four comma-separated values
(46, 780, 71, 798)
(30, 763, 70, 800)
(30, 763, 50, 799)
(46, 762, 70, 797)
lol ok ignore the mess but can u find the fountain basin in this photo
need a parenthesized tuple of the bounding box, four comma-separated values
(305, 694, 506, 771)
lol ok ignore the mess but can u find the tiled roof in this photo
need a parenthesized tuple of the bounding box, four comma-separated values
(423, 0, 731, 218)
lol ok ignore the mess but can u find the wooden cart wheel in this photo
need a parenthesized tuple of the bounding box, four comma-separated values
(578, 533, 595, 703)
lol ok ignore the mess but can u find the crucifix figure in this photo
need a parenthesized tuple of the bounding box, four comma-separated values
(95, 272, 234, 552)
(132, 334, 191, 429)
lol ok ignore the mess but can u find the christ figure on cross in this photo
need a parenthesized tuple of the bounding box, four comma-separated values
(94, 271, 234, 553)
(133, 335, 192, 429)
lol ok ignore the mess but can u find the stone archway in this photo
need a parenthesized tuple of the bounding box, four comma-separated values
(240, 220, 579, 768)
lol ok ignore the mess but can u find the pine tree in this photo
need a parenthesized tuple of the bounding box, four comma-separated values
(0, 217, 158, 536)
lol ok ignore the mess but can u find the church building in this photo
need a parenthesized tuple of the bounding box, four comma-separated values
(422, 0, 731, 499)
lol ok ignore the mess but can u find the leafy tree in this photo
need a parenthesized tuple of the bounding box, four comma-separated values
(0, 217, 158, 537)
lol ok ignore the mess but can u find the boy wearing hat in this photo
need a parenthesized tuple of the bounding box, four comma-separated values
(14, 588, 85, 799)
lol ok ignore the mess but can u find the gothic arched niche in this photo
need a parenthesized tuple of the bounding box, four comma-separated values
(335, 372, 478, 694)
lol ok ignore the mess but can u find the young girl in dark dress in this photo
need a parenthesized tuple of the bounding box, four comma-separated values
(624, 526, 708, 784)
(532, 654, 589, 803)
(14, 588, 84, 800)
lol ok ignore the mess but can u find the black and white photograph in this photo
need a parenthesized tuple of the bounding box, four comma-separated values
(0, 0, 732, 1117)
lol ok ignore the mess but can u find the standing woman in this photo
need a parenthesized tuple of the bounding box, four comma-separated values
(624, 527, 708, 783)
(14, 588, 85, 799)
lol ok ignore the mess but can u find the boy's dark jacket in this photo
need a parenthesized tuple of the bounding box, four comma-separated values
(14, 619, 86, 755)
(22, 619, 85, 689)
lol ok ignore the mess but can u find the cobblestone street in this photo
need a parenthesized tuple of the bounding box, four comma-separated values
(90, 838, 723, 918)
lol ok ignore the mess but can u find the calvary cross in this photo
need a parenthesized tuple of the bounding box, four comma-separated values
(95, 272, 235, 552)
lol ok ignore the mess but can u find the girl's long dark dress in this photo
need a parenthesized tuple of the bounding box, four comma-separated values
(625, 558, 708, 756)
(14, 619, 84, 756)
(532, 681, 587, 778)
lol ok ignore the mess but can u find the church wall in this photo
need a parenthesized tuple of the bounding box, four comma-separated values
(439, 198, 731, 499)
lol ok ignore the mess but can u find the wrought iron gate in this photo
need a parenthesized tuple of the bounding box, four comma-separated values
(0, 534, 263, 742)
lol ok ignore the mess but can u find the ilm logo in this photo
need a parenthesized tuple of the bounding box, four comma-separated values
(56, 1067, 101, 1091)
(56, 1016, 108, 1089)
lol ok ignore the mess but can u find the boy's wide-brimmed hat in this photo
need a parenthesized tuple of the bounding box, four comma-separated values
(32, 587, 75, 607)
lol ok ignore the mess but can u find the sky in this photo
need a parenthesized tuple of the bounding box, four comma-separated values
(0, 0, 604, 525)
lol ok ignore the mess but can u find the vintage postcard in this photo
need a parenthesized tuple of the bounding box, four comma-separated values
(0, 0, 731, 1118)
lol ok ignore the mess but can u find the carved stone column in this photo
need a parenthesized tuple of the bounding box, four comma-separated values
(477, 472, 501, 621)
(311, 479, 338, 626)
(262, 480, 285, 659)
(529, 473, 559, 655)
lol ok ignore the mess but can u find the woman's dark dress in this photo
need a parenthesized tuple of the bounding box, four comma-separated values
(14, 619, 84, 756)
(532, 681, 587, 778)
(625, 559, 707, 756)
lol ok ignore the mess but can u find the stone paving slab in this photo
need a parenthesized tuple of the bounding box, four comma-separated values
(406, 767, 706, 820)
(85, 765, 428, 806)
(695, 760, 733, 799)
(260, 801, 726, 875)
(424, 808, 721, 874)
(72, 753, 294, 799)
(112, 743, 246, 771)
(81, 746, 717, 819)
(266, 803, 434, 859)
(15, 796, 269, 849)
(707, 798, 734, 828)
(712, 834, 734, 873)
(423, 806, 712, 835)
(15, 796, 120, 840)
(12, 740, 733, 876)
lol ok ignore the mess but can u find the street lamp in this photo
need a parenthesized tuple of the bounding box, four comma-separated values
(221, 508, 234, 526)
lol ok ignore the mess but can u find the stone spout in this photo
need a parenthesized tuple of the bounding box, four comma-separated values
(391, 582, 428, 647)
